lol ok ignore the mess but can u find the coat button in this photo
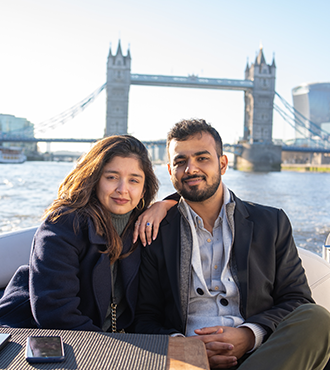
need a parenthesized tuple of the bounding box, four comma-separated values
(220, 298, 229, 306)
(197, 288, 204, 295)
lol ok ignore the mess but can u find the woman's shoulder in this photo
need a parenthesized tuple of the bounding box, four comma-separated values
(37, 208, 89, 239)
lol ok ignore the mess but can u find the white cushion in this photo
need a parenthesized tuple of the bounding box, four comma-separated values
(298, 247, 330, 311)
(0, 227, 37, 288)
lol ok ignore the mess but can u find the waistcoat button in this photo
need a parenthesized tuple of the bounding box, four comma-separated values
(220, 298, 229, 306)
(197, 288, 204, 295)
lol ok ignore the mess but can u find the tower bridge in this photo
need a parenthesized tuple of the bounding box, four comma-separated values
(1, 41, 330, 170)
(106, 41, 278, 171)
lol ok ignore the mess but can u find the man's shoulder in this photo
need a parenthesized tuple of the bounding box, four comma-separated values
(161, 203, 181, 226)
(232, 192, 287, 226)
(148, 205, 181, 249)
(232, 191, 280, 214)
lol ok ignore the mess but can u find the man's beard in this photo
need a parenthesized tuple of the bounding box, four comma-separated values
(172, 169, 221, 202)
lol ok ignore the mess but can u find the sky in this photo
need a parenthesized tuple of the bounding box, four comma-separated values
(1, 0, 330, 152)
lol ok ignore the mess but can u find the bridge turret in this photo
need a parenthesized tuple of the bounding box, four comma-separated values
(235, 46, 281, 171)
(243, 46, 276, 143)
(105, 40, 131, 136)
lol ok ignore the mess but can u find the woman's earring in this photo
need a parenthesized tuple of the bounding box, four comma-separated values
(136, 198, 145, 210)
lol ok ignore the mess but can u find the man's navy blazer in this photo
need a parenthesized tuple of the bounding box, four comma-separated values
(135, 191, 314, 337)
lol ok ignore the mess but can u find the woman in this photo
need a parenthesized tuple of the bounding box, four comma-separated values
(0, 135, 171, 332)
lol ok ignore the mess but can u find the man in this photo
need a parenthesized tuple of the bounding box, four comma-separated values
(135, 119, 330, 369)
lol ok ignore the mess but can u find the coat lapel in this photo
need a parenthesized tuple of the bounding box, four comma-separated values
(120, 233, 141, 290)
(231, 195, 253, 318)
(92, 253, 111, 324)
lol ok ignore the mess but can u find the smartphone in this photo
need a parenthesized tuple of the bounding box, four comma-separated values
(25, 336, 65, 363)
(0, 333, 11, 351)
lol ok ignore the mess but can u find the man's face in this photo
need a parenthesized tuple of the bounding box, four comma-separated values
(167, 132, 228, 203)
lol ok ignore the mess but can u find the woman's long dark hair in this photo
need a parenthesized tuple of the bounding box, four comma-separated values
(44, 135, 159, 262)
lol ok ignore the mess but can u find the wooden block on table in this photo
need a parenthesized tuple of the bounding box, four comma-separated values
(167, 337, 210, 370)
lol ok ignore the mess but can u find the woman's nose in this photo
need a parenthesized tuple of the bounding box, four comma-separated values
(116, 180, 128, 193)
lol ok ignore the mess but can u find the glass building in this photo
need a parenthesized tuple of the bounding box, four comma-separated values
(292, 83, 330, 145)
(0, 114, 36, 151)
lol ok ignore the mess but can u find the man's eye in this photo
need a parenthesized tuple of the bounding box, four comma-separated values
(175, 160, 185, 166)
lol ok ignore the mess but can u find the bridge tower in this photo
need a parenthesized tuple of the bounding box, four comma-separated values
(234, 47, 281, 171)
(105, 41, 131, 136)
(244, 46, 276, 142)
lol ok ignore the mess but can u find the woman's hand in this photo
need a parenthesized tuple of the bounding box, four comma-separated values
(133, 200, 177, 246)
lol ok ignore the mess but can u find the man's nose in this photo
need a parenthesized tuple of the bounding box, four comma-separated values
(185, 159, 198, 174)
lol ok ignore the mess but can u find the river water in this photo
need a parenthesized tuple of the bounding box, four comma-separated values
(0, 162, 329, 255)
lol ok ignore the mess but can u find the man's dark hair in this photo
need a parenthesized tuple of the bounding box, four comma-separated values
(166, 118, 223, 157)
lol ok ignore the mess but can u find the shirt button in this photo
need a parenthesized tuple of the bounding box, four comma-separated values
(214, 286, 219, 291)
(197, 288, 204, 295)
(220, 298, 229, 306)
(207, 238, 211, 243)
(214, 265, 218, 269)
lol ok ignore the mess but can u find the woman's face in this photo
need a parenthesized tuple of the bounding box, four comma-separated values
(96, 155, 145, 215)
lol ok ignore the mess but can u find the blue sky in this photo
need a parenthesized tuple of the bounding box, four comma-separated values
(1, 0, 329, 152)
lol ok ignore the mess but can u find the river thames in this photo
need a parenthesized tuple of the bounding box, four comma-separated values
(0, 161, 329, 255)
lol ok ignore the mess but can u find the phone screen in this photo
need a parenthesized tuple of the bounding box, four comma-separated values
(0, 333, 11, 350)
(26, 336, 65, 363)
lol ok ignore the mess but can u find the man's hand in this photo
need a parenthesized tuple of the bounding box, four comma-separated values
(193, 326, 255, 369)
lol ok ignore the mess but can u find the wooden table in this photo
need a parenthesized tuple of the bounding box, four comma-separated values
(167, 337, 210, 370)
(0, 328, 209, 370)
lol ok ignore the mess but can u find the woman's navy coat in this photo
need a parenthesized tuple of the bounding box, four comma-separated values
(0, 212, 141, 331)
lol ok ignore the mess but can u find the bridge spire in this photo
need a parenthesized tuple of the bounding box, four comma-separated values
(255, 46, 266, 65)
(116, 39, 123, 57)
(271, 52, 276, 68)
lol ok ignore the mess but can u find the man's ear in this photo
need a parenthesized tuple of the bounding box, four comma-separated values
(167, 163, 172, 176)
(220, 155, 228, 175)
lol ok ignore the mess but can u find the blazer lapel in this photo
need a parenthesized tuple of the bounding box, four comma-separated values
(231, 196, 253, 319)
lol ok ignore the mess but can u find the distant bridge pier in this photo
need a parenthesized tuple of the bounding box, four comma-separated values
(144, 141, 167, 163)
(233, 143, 282, 171)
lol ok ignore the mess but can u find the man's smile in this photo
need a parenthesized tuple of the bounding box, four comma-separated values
(182, 175, 206, 186)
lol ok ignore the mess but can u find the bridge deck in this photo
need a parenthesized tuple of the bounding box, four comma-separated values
(130, 74, 253, 91)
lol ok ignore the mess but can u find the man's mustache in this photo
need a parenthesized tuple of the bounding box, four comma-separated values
(182, 175, 206, 183)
